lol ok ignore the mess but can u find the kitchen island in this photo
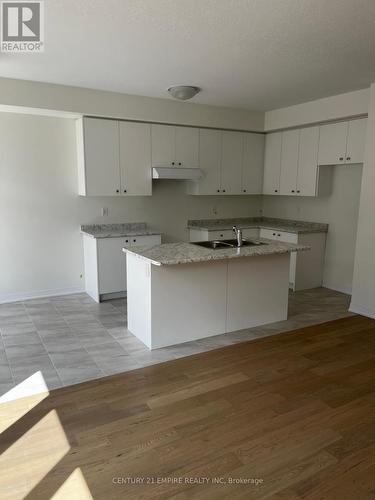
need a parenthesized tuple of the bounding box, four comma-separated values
(123, 240, 309, 349)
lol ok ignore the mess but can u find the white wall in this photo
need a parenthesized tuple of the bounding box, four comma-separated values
(262, 165, 363, 294)
(0, 77, 264, 132)
(0, 112, 262, 302)
(351, 83, 375, 317)
(265, 88, 369, 131)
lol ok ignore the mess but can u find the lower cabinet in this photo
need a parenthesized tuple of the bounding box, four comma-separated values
(83, 234, 161, 302)
(189, 228, 260, 242)
(259, 229, 326, 291)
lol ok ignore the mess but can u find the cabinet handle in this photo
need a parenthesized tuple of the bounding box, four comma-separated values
(116, 189, 119, 193)
(222, 189, 226, 193)
(220, 234, 223, 237)
(277, 234, 281, 237)
(178, 162, 182, 166)
(123, 189, 127, 193)
(291, 190, 295, 193)
(274, 189, 278, 193)
(273, 233, 276, 236)
(243, 189, 247, 193)
(125, 239, 129, 243)
(133, 239, 136, 243)
(172, 162, 175, 165)
(217, 189, 220, 192)
(339, 157, 344, 161)
(297, 190, 300, 194)
(346, 157, 351, 161)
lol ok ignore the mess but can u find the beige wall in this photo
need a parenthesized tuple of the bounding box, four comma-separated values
(351, 83, 375, 317)
(262, 165, 363, 294)
(0, 77, 264, 132)
(265, 88, 369, 131)
(0, 112, 262, 302)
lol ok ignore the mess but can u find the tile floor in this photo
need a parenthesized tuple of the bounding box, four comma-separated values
(0, 287, 353, 394)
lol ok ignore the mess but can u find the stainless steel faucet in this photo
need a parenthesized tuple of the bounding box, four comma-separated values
(232, 225, 243, 247)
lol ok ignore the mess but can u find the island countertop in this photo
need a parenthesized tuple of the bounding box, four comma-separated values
(123, 240, 309, 266)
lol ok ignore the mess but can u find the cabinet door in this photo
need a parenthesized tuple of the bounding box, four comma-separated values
(241, 133, 265, 194)
(318, 122, 348, 165)
(297, 126, 319, 196)
(263, 132, 282, 195)
(175, 126, 199, 167)
(151, 124, 175, 166)
(97, 238, 127, 294)
(197, 129, 222, 194)
(346, 118, 367, 164)
(279, 130, 299, 195)
(82, 118, 120, 196)
(220, 131, 243, 194)
(119, 122, 152, 196)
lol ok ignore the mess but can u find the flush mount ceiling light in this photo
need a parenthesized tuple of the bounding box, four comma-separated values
(167, 85, 201, 101)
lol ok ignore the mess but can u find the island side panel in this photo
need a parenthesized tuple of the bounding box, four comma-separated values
(127, 253, 152, 349)
(150, 261, 228, 349)
(226, 253, 290, 332)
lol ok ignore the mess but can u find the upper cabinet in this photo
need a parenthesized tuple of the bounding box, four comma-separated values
(77, 117, 152, 196)
(119, 122, 152, 196)
(188, 130, 264, 195)
(77, 118, 121, 196)
(221, 131, 243, 194)
(263, 132, 282, 195)
(318, 118, 367, 165)
(263, 118, 366, 197)
(151, 124, 199, 168)
(242, 133, 265, 194)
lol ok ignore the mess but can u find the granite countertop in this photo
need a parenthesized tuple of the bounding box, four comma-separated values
(81, 223, 161, 239)
(123, 240, 309, 266)
(188, 217, 328, 234)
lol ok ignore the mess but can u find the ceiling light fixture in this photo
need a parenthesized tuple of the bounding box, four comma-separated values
(167, 85, 201, 101)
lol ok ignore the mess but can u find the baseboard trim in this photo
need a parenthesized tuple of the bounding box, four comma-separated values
(349, 302, 375, 319)
(0, 287, 85, 304)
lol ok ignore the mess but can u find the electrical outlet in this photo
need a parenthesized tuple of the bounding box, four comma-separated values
(212, 205, 218, 215)
(101, 207, 108, 217)
(80, 273, 83, 279)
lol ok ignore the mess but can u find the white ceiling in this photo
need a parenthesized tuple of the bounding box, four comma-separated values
(1, 0, 375, 111)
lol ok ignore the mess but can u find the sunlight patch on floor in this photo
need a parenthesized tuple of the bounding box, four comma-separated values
(0, 410, 70, 499)
(0, 372, 49, 434)
(51, 468, 93, 499)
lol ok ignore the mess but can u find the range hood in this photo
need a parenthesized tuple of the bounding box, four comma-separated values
(152, 167, 204, 180)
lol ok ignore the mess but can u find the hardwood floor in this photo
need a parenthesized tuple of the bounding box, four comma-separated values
(1, 314, 375, 499)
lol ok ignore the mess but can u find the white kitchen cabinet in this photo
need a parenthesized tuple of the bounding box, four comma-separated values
(259, 228, 326, 291)
(263, 132, 282, 195)
(151, 124, 199, 168)
(346, 118, 367, 164)
(318, 122, 348, 165)
(318, 118, 367, 166)
(242, 133, 265, 194)
(220, 131, 243, 194)
(77, 117, 121, 196)
(119, 122, 152, 196)
(297, 126, 320, 196)
(175, 126, 199, 167)
(77, 117, 153, 197)
(151, 124, 175, 167)
(83, 234, 161, 302)
(279, 130, 300, 195)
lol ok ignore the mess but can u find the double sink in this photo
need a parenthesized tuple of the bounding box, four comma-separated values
(193, 239, 268, 250)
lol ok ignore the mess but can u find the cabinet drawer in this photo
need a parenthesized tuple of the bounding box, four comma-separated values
(130, 235, 161, 247)
(207, 230, 233, 240)
(259, 228, 298, 243)
(242, 228, 260, 239)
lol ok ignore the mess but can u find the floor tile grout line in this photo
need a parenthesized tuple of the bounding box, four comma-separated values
(21, 300, 64, 389)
